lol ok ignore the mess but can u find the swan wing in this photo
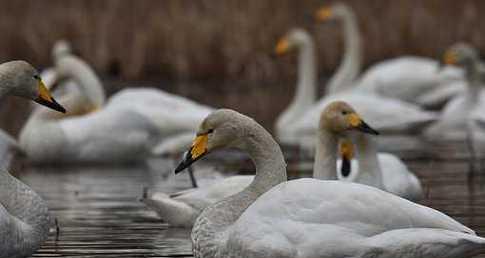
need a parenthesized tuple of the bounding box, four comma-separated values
(225, 179, 477, 257)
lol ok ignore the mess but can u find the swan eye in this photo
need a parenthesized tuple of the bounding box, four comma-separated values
(342, 111, 348, 115)
(33, 74, 41, 80)
(207, 129, 214, 134)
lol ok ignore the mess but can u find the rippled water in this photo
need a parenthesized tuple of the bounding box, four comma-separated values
(13, 136, 485, 258)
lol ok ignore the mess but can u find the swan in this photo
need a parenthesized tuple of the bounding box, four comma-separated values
(312, 102, 422, 201)
(0, 60, 66, 258)
(175, 108, 485, 258)
(20, 41, 213, 163)
(315, 3, 466, 109)
(142, 101, 420, 227)
(274, 28, 437, 148)
(425, 43, 485, 140)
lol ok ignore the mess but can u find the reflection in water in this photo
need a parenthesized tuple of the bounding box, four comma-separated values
(12, 137, 485, 257)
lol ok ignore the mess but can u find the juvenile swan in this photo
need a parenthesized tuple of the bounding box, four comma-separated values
(0, 60, 66, 258)
(176, 108, 485, 258)
(315, 102, 423, 201)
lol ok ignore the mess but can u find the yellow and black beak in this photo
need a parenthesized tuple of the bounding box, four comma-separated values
(315, 6, 332, 22)
(340, 139, 354, 177)
(275, 37, 290, 56)
(348, 113, 379, 135)
(34, 80, 66, 113)
(175, 134, 209, 174)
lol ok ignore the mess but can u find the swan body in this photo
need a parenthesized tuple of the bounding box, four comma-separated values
(358, 57, 465, 108)
(316, 4, 465, 108)
(174, 106, 482, 258)
(0, 60, 66, 258)
(226, 179, 480, 258)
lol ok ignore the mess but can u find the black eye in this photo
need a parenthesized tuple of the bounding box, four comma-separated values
(342, 111, 348, 115)
(208, 129, 214, 134)
(33, 74, 41, 80)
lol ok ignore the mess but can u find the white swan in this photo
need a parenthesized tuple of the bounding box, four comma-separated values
(175, 108, 485, 258)
(143, 101, 421, 227)
(274, 28, 437, 148)
(425, 43, 485, 140)
(0, 60, 66, 258)
(20, 42, 213, 163)
(315, 3, 465, 109)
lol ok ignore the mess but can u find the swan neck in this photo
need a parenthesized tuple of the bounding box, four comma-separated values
(313, 129, 338, 180)
(0, 170, 50, 250)
(275, 39, 317, 135)
(192, 124, 286, 257)
(354, 134, 383, 188)
(56, 55, 106, 107)
(327, 11, 362, 94)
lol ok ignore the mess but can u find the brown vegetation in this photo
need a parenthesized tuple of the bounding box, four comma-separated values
(0, 0, 484, 133)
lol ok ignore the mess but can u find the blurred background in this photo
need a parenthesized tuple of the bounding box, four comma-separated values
(0, 0, 483, 134)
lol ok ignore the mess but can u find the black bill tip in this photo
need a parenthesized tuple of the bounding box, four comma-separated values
(357, 121, 379, 135)
(341, 157, 351, 177)
(35, 96, 66, 113)
(174, 149, 205, 174)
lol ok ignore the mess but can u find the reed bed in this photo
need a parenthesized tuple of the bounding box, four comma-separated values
(0, 0, 484, 133)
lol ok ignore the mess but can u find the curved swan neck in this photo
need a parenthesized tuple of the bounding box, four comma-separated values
(327, 10, 362, 94)
(354, 134, 383, 188)
(0, 170, 50, 250)
(56, 55, 106, 107)
(275, 37, 317, 134)
(313, 129, 338, 180)
(192, 122, 287, 258)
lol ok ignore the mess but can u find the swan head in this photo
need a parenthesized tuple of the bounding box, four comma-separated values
(3, 61, 66, 113)
(52, 40, 73, 60)
(315, 3, 353, 22)
(175, 109, 258, 173)
(339, 138, 354, 177)
(275, 28, 312, 55)
(320, 101, 379, 136)
(441, 42, 479, 67)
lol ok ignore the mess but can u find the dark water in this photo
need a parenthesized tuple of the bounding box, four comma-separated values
(14, 137, 485, 258)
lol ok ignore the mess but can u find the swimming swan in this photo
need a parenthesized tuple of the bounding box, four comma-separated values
(274, 28, 437, 148)
(0, 60, 66, 258)
(315, 3, 465, 109)
(143, 101, 420, 227)
(425, 43, 485, 140)
(175, 108, 485, 258)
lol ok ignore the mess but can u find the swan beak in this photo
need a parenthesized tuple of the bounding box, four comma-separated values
(175, 134, 208, 174)
(340, 140, 353, 177)
(315, 7, 332, 22)
(348, 113, 379, 135)
(275, 38, 290, 55)
(443, 50, 457, 65)
(34, 80, 66, 113)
